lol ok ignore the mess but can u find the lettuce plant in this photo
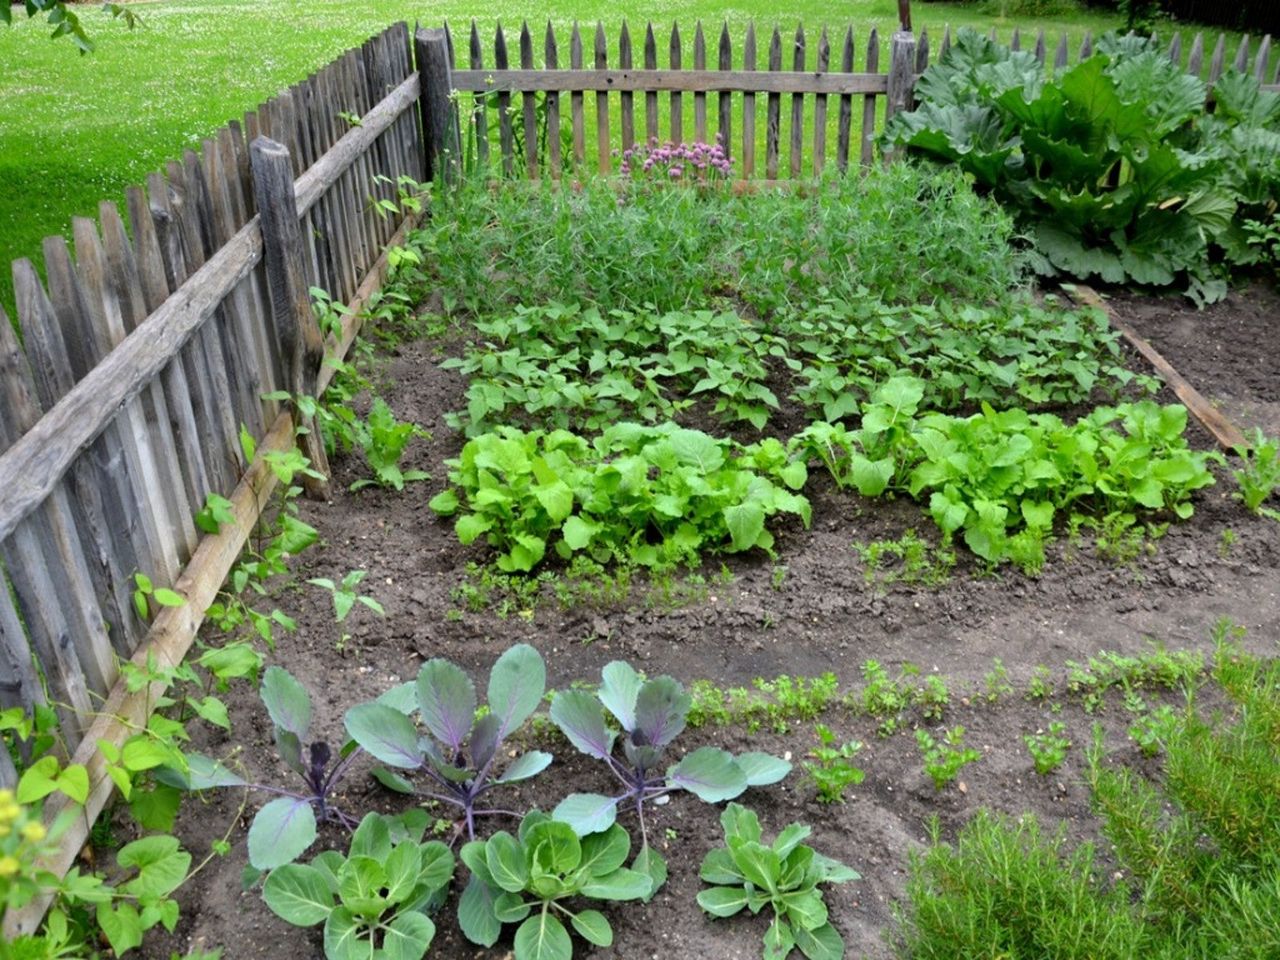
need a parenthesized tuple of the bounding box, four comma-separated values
(457, 811, 651, 960)
(550, 660, 790, 895)
(345, 643, 551, 839)
(164, 666, 361, 871)
(262, 811, 454, 960)
(698, 803, 860, 960)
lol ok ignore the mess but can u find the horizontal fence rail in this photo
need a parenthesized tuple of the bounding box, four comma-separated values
(0, 20, 428, 936)
(441, 19, 1278, 181)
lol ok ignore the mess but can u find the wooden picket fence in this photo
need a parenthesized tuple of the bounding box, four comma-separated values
(436, 20, 1279, 181)
(0, 21, 429, 937)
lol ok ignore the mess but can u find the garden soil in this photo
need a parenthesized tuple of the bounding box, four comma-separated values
(138, 284, 1280, 960)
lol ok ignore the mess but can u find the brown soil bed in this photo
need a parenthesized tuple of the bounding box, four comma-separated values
(137, 285, 1280, 960)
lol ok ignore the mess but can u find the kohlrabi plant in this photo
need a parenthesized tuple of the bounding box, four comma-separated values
(457, 811, 651, 960)
(345, 643, 551, 839)
(698, 803, 860, 960)
(550, 660, 790, 897)
(164, 666, 361, 871)
(262, 811, 454, 960)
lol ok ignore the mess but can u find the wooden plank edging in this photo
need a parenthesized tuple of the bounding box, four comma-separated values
(1067, 284, 1248, 451)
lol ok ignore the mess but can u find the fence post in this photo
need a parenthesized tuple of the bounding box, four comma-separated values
(248, 136, 332, 501)
(415, 27, 461, 184)
(886, 30, 918, 122)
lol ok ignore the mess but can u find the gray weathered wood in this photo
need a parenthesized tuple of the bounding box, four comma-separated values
(916, 26, 929, 72)
(468, 22, 490, 172)
(451, 67, 889, 94)
(417, 26, 461, 183)
(886, 29, 917, 121)
(693, 23, 708, 144)
(940, 25, 951, 59)
(836, 26, 854, 173)
(595, 22, 611, 173)
(1011, 27, 1021, 52)
(520, 22, 539, 178)
(670, 23, 683, 143)
(1188, 32, 1204, 75)
(1080, 31, 1093, 61)
(766, 26, 781, 179)
(1255, 35, 1271, 83)
(644, 23, 659, 145)
(571, 24, 586, 167)
(1209, 33, 1226, 84)
(546, 23, 562, 178)
(495, 24, 515, 177)
(1055, 32, 1068, 69)
(621, 23, 637, 154)
(249, 137, 331, 500)
(813, 27, 829, 175)
(1167, 31, 1182, 65)
(1233, 35, 1250, 73)
(717, 23, 732, 157)
(789, 25, 805, 178)
(1034, 28, 1046, 65)
(743, 23, 757, 176)
(861, 28, 880, 166)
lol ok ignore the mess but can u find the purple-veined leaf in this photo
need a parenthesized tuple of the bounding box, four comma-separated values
(421, 738, 472, 782)
(416, 658, 477, 753)
(598, 661, 643, 730)
(247, 796, 317, 870)
(495, 751, 552, 784)
(736, 751, 791, 787)
(343, 703, 421, 770)
(470, 713, 500, 772)
(549, 690, 615, 760)
(260, 666, 311, 740)
(667, 747, 748, 803)
(486, 644, 546, 739)
(634, 677, 690, 748)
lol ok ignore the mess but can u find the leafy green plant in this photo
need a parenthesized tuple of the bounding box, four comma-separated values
(429, 424, 810, 573)
(350, 397, 429, 492)
(306, 570, 386, 623)
(697, 803, 860, 960)
(131, 572, 185, 622)
(1127, 704, 1183, 758)
(917, 726, 982, 790)
(887, 30, 1269, 300)
(550, 660, 790, 896)
(262, 812, 454, 960)
(1231, 429, 1280, 519)
(803, 725, 865, 804)
(1024, 722, 1071, 775)
(346, 644, 551, 840)
(855, 530, 955, 589)
(166, 666, 359, 871)
(457, 812, 651, 960)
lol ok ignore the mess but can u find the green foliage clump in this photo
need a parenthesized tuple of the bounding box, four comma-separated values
(1231, 429, 1280, 519)
(428, 424, 810, 572)
(887, 30, 1280, 301)
(803, 725, 865, 804)
(917, 726, 982, 790)
(698, 803, 860, 960)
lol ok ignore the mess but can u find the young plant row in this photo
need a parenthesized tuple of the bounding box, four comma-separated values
(168, 645, 869, 960)
(443, 297, 1136, 436)
(429, 383, 1221, 574)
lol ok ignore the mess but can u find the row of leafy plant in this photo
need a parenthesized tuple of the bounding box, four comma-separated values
(886, 30, 1280, 302)
(428, 382, 1224, 573)
(444, 296, 1138, 436)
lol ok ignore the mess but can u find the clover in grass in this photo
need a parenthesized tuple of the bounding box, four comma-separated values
(457, 811, 651, 960)
(550, 660, 790, 897)
(263, 811, 454, 960)
(345, 643, 551, 840)
(698, 803, 859, 960)
(163, 666, 361, 871)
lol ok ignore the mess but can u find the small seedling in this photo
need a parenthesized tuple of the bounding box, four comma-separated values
(981, 658, 1014, 703)
(306, 569, 385, 623)
(132, 572, 185, 621)
(1231, 429, 1280, 519)
(917, 726, 981, 790)
(1026, 665, 1054, 701)
(1023, 722, 1071, 775)
(698, 803, 859, 960)
(1128, 705, 1183, 758)
(1219, 527, 1237, 557)
(803, 724, 865, 804)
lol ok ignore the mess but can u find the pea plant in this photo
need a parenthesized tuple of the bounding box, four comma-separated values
(550, 660, 790, 896)
(697, 803, 860, 960)
(165, 666, 361, 871)
(345, 643, 551, 840)
(458, 813, 652, 960)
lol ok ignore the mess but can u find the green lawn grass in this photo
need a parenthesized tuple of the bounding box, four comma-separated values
(0, 0, 1254, 315)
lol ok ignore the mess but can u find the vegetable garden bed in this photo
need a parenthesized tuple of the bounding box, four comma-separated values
(118, 167, 1280, 960)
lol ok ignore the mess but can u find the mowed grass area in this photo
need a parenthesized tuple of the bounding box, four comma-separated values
(0, 0, 1251, 314)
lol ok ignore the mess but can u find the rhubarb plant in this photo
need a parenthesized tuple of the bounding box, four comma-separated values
(345, 643, 551, 840)
(550, 660, 790, 897)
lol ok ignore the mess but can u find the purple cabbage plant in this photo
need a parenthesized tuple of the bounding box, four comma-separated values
(549, 660, 790, 898)
(344, 643, 551, 841)
(162, 665, 362, 872)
